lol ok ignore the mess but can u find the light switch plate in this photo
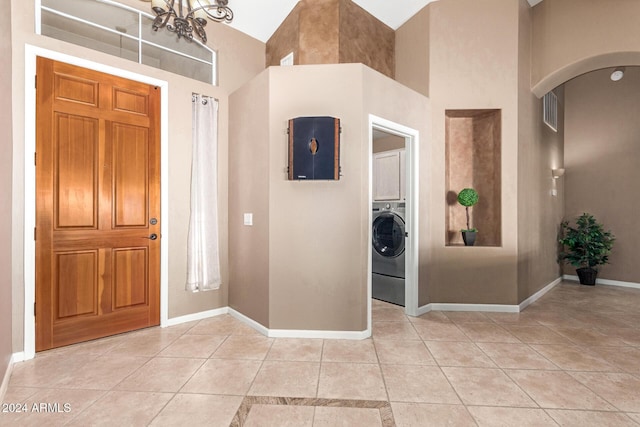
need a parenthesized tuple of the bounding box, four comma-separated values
(243, 213, 253, 226)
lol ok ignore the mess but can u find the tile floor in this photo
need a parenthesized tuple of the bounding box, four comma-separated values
(2, 281, 640, 426)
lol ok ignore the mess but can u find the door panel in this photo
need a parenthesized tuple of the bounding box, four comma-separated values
(36, 57, 161, 351)
(54, 113, 99, 229)
(55, 251, 98, 319)
(54, 73, 99, 106)
(113, 87, 149, 115)
(113, 248, 148, 309)
(112, 123, 149, 228)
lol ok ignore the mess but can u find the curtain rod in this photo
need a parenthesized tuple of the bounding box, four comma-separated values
(192, 93, 219, 103)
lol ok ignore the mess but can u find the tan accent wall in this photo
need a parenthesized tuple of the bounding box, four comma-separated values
(229, 64, 428, 331)
(564, 67, 640, 284)
(531, 0, 640, 97)
(1, 0, 13, 385)
(265, 3, 302, 67)
(10, 0, 265, 352)
(517, 0, 564, 303)
(265, 0, 395, 79)
(445, 110, 502, 247)
(299, 0, 340, 65)
(339, 0, 394, 79)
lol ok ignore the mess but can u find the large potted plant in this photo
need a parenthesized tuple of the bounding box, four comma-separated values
(558, 213, 615, 286)
(457, 188, 479, 246)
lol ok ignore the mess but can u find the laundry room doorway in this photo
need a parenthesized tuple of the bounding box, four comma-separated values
(368, 115, 420, 331)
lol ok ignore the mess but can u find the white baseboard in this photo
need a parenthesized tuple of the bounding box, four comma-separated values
(429, 303, 520, 313)
(519, 277, 562, 311)
(227, 308, 369, 340)
(268, 329, 370, 340)
(563, 275, 640, 290)
(411, 277, 562, 316)
(163, 307, 229, 327)
(0, 358, 12, 403)
(415, 302, 518, 315)
(227, 308, 269, 336)
(1, 353, 23, 404)
(165, 290, 583, 338)
(162, 306, 370, 340)
(416, 304, 432, 316)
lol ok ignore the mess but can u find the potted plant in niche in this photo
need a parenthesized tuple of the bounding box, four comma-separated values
(457, 188, 479, 246)
(558, 213, 615, 286)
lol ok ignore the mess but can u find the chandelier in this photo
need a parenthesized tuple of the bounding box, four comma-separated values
(150, 0, 233, 43)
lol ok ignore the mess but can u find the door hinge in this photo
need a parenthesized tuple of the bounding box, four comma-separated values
(34, 152, 37, 166)
(34, 227, 36, 241)
(35, 75, 37, 90)
(34, 302, 36, 317)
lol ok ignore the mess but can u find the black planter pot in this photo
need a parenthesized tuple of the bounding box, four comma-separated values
(462, 231, 477, 246)
(576, 267, 597, 286)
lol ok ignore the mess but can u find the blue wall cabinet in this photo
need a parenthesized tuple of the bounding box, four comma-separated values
(288, 116, 341, 180)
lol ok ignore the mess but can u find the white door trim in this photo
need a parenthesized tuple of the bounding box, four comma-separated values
(23, 44, 170, 359)
(368, 115, 420, 331)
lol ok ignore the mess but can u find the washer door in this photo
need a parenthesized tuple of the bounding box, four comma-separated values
(372, 212, 405, 257)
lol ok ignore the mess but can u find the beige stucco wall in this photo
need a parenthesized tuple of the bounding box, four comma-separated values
(1, 0, 13, 385)
(425, 0, 520, 305)
(517, 0, 564, 303)
(268, 65, 365, 330)
(228, 71, 271, 326)
(229, 64, 428, 331)
(564, 67, 640, 284)
(531, 0, 640, 97)
(10, 0, 265, 353)
(395, 5, 430, 98)
(396, 0, 572, 305)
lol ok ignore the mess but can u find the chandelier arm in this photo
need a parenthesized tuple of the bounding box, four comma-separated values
(191, 18, 208, 44)
(203, 6, 233, 23)
(151, 0, 233, 43)
(152, 10, 175, 31)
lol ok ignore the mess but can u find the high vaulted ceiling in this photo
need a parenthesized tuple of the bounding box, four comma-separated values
(218, 0, 543, 43)
(219, 0, 439, 42)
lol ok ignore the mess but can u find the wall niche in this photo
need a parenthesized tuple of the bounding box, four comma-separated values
(445, 109, 502, 246)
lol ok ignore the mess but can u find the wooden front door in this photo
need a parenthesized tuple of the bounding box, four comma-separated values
(35, 57, 161, 351)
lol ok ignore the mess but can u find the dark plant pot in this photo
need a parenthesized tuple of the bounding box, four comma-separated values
(576, 267, 597, 286)
(462, 231, 476, 246)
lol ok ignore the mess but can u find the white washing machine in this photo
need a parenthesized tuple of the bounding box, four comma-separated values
(372, 202, 405, 306)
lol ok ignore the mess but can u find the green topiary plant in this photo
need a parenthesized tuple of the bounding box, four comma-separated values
(558, 213, 615, 285)
(457, 188, 479, 232)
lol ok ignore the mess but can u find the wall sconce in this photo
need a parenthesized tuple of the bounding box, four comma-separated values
(552, 168, 565, 179)
(550, 168, 564, 197)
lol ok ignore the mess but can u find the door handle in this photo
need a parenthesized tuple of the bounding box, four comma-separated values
(144, 234, 158, 240)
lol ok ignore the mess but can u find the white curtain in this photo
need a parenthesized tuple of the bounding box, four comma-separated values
(186, 94, 221, 292)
